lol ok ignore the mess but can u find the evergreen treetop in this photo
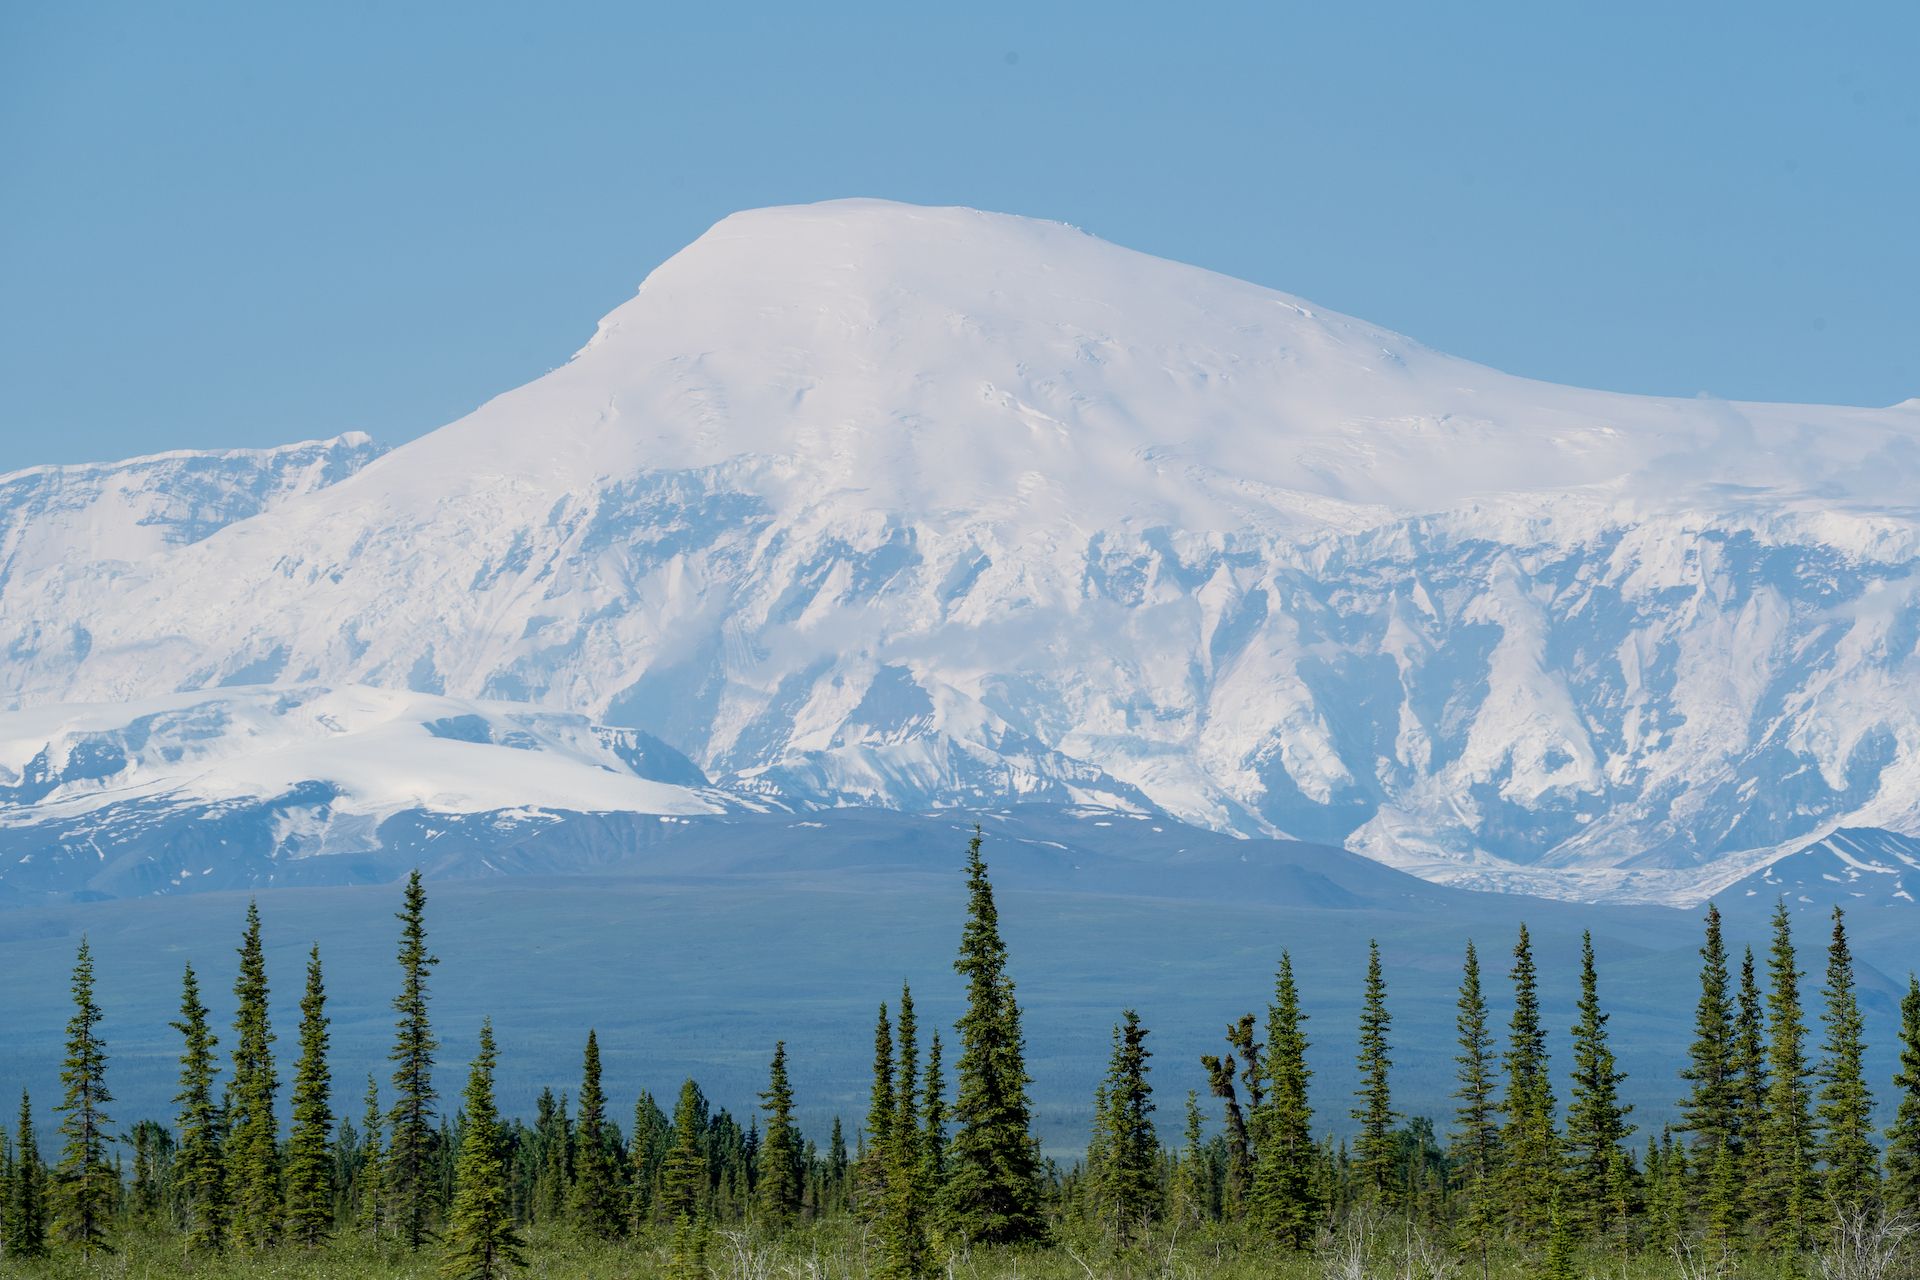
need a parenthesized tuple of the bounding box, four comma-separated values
(943, 827, 1047, 1246)
(285, 944, 335, 1248)
(1249, 951, 1318, 1247)
(1350, 940, 1396, 1200)
(755, 1040, 804, 1225)
(226, 900, 281, 1250)
(171, 963, 226, 1254)
(1088, 1009, 1158, 1241)
(1448, 939, 1498, 1235)
(53, 936, 114, 1258)
(1678, 903, 1738, 1160)
(389, 869, 442, 1251)
(1758, 898, 1818, 1251)
(568, 1029, 624, 1240)
(1564, 931, 1632, 1235)
(1816, 906, 1878, 1208)
(5, 1090, 47, 1259)
(440, 1019, 523, 1280)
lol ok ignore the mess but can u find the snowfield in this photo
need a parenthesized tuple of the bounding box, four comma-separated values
(4, 198, 1920, 906)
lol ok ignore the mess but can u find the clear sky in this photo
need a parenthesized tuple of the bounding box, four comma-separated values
(2, 1, 1915, 472)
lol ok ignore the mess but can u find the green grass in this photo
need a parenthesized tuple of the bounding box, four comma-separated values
(3, 1220, 1841, 1280)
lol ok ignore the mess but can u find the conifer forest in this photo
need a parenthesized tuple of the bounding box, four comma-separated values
(4, 830, 1920, 1280)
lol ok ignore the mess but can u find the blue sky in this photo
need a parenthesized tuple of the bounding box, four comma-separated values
(2, 0, 1915, 471)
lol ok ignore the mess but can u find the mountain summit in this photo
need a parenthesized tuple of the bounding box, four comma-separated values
(5, 199, 1920, 905)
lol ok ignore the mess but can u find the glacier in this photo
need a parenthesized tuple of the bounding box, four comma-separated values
(4, 198, 1920, 907)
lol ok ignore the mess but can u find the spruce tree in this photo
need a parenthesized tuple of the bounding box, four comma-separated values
(1541, 1185, 1578, 1280)
(389, 869, 441, 1249)
(1170, 1090, 1208, 1226)
(827, 1116, 850, 1215)
(1647, 1128, 1689, 1251)
(943, 828, 1046, 1245)
(172, 963, 227, 1253)
(285, 945, 335, 1247)
(1886, 974, 1920, 1215)
(1731, 947, 1769, 1170)
(1350, 940, 1396, 1200)
(568, 1030, 623, 1239)
(629, 1090, 667, 1229)
(1449, 940, 1499, 1251)
(1816, 906, 1878, 1208)
(756, 1041, 804, 1225)
(1089, 1009, 1158, 1241)
(660, 1079, 710, 1279)
(1681, 901, 1743, 1212)
(440, 1020, 523, 1280)
(536, 1091, 571, 1224)
(5, 1091, 46, 1259)
(1564, 931, 1632, 1235)
(1499, 923, 1558, 1243)
(226, 901, 281, 1249)
(357, 1075, 386, 1237)
(1248, 952, 1317, 1244)
(1756, 899, 1817, 1251)
(920, 1033, 947, 1204)
(856, 1002, 894, 1218)
(53, 936, 114, 1257)
(880, 983, 930, 1279)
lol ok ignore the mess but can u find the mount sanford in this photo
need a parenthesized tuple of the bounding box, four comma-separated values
(7, 198, 1920, 908)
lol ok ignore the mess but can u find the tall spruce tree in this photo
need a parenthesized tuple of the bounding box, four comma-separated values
(1249, 952, 1317, 1247)
(1088, 1009, 1158, 1241)
(568, 1030, 623, 1239)
(944, 828, 1047, 1245)
(285, 945, 335, 1248)
(53, 936, 114, 1257)
(880, 983, 930, 1279)
(389, 869, 441, 1249)
(1731, 947, 1769, 1170)
(660, 1079, 710, 1280)
(1886, 975, 1920, 1214)
(920, 1033, 947, 1203)
(1678, 902, 1739, 1206)
(1449, 940, 1499, 1249)
(5, 1091, 46, 1259)
(226, 901, 281, 1249)
(756, 1041, 804, 1225)
(856, 1002, 894, 1219)
(1756, 900, 1817, 1250)
(1499, 923, 1558, 1243)
(1564, 931, 1632, 1235)
(440, 1020, 523, 1280)
(172, 963, 227, 1253)
(1351, 940, 1396, 1200)
(1816, 906, 1878, 1208)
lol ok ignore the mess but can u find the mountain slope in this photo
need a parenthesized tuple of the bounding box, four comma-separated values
(3, 200, 1919, 904)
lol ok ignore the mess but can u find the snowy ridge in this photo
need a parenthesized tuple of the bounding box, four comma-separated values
(3, 200, 1920, 904)
(0, 686, 747, 901)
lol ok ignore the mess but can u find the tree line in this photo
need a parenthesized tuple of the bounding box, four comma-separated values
(2, 831, 1919, 1279)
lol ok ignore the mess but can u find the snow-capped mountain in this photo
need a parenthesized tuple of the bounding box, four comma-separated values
(4, 198, 1919, 906)
(0, 685, 738, 903)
